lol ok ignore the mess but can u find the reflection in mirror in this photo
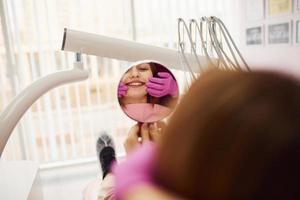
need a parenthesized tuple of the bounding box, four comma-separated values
(117, 61, 179, 122)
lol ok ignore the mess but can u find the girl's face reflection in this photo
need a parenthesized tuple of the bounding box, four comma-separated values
(122, 63, 153, 101)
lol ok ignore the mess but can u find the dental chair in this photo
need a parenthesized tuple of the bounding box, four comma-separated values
(0, 18, 246, 199)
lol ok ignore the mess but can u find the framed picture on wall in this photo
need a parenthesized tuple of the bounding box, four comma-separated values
(267, 21, 291, 44)
(267, 0, 292, 16)
(246, 0, 264, 21)
(246, 26, 264, 45)
(297, 0, 300, 12)
(296, 20, 300, 44)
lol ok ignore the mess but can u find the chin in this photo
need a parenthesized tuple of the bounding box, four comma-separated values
(128, 88, 147, 98)
(125, 91, 147, 103)
(127, 93, 147, 99)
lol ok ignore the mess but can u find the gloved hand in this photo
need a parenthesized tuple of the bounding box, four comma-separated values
(113, 142, 156, 200)
(118, 82, 128, 98)
(146, 72, 178, 97)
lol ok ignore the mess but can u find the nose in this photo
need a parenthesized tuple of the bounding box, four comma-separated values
(129, 67, 139, 78)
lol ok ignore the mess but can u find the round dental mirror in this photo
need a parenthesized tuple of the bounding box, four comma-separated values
(117, 61, 179, 123)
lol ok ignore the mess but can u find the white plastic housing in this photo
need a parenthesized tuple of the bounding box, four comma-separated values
(0, 68, 88, 156)
(62, 28, 209, 72)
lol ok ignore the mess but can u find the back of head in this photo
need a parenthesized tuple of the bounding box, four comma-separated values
(154, 70, 300, 200)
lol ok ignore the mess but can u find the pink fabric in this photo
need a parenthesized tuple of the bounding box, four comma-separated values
(123, 103, 171, 122)
(97, 174, 115, 200)
(113, 143, 156, 200)
(146, 72, 178, 97)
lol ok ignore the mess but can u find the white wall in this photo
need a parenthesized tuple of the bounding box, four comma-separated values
(238, 0, 300, 78)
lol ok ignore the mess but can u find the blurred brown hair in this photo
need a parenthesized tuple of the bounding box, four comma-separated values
(154, 69, 300, 200)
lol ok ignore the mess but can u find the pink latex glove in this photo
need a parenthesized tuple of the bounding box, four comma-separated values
(146, 72, 178, 97)
(118, 82, 128, 98)
(113, 142, 156, 200)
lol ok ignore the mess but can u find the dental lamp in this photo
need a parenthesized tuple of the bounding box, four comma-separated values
(0, 28, 208, 157)
(61, 28, 208, 72)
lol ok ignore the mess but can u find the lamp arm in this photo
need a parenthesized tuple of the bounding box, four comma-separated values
(0, 68, 89, 157)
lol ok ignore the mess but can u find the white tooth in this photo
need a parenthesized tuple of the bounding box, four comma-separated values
(130, 82, 142, 86)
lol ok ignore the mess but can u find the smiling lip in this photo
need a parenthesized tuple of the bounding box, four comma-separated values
(126, 81, 145, 87)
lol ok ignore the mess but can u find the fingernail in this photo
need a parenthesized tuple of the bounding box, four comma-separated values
(138, 137, 142, 142)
